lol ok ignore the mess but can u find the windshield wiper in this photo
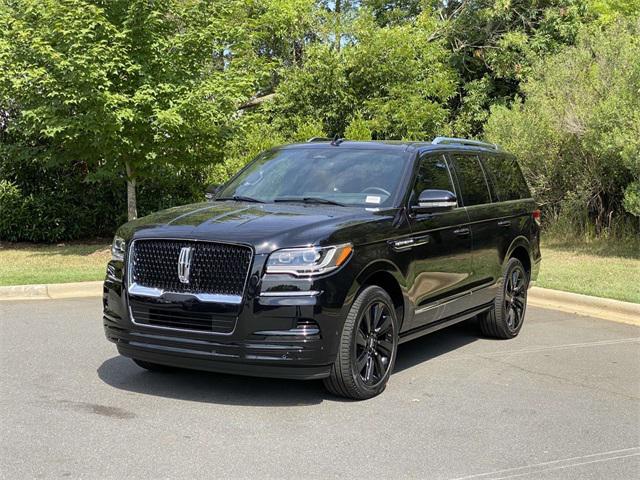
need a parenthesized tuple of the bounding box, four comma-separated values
(216, 195, 265, 203)
(274, 196, 346, 207)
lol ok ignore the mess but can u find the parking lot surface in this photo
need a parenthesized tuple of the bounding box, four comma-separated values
(1, 298, 639, 479)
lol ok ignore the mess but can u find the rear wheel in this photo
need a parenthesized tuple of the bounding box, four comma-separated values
(132, 359, 177, 372)
(323, 286, 399, 400)
(479, 258, 528, 339)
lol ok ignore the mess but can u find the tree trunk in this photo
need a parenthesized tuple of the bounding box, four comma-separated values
(125, 161, 138, 221)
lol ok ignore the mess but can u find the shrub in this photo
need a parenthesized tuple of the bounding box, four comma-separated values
(485, 19, 640, 236)
(0, 161, 207, 243)
(0, 180, 24, 241)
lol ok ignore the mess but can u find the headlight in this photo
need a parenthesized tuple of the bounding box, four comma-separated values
(266, 243, 353, 276)
(111, 235, 126, 261)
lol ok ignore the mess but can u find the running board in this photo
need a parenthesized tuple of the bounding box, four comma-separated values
(399, 302, 493, 344)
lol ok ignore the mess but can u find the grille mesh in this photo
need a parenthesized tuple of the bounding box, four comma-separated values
(130, 240, 252, 296)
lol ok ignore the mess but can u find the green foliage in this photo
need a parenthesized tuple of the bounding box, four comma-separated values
(587, 0, 640, 23)
(272, 10, 456, 140)
(0, 180, 24, 241)
(1, 0, 638, 241)
(485, 19, 640, 234)
(1, 0, 266, 221)
(623, 182, 640, 217)
(344, 113, 373, 140)
(0, 158, 206, 242)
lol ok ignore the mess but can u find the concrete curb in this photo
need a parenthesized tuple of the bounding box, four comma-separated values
(0, 281, 637, 326)
(0, 281, 102, 301)
(528, 286, 640, 326)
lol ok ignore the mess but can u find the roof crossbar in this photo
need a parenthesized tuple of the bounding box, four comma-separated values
(432, 137, 499, 150)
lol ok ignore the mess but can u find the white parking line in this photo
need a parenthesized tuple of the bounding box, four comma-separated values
(448, 447, 640, 480)
(477, 337, 640, 358)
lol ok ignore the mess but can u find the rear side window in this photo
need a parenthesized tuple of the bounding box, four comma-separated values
(448, 154, 491, 206)
(482, 155, 530, 201)
(413, 154, 455, 198)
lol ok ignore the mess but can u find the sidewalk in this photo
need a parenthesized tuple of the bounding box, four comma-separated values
(0, 281, 102, 301)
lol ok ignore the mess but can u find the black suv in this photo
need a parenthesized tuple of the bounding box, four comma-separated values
(103, 137, 541, 399)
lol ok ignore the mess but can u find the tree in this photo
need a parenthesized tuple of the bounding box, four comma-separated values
(484, 19, 640, 233)
(270, 8, 456, 140)
(1, 0, 266, 220)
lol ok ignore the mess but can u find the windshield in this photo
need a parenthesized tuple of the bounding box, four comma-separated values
(218, 147, 410, 207)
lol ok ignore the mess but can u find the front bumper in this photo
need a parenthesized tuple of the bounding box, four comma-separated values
(103, 253, 355, 380)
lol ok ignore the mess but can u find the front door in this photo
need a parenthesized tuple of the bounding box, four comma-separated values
(406, 153, 473, 329)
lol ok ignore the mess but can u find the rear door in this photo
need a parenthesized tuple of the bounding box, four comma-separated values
(446, 152, 501, 308)
(481, 152, 536, 268)
(405, 153, 473, 329)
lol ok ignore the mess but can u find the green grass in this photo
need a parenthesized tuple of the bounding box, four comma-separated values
(537, 236, 640, 303)
(1, 236, 638, 304)
(0, 241, 110, 286)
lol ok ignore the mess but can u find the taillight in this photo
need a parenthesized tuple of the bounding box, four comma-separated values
(532, 209, 541, 226)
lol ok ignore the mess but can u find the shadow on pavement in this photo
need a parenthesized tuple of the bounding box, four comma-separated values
(394, 319, 480, 373)
(97, 319, 480, 406)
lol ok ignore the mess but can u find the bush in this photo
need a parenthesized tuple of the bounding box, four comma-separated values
(0, 180, 24, 241)
(485, 19, 640, 236)
(0, 161, 207, 243)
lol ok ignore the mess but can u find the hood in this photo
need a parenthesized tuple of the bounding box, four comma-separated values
(118, 201, 399, 254)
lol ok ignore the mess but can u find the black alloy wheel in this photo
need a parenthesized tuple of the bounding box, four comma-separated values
(479, 257, 529, 339)
(324, 286, 399, 399)
(354, 301, 395, 387)
(504, 264, 527, 332)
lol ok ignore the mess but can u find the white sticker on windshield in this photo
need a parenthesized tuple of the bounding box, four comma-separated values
(365, 195, 381, 204)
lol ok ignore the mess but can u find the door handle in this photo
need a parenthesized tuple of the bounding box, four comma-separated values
(453, 227, 470, 237)
(497, 220, 511, 227)
(389, 235, 430, 251)
(389, 238, 415, 251)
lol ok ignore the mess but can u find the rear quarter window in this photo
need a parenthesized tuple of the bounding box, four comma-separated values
(482, 154, 531, 201)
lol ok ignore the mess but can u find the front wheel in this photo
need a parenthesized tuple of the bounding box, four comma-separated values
(323, 286, 399, 400)
(479, 257, 529, 339)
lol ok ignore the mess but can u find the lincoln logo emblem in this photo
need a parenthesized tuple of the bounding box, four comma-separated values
(177, 246, 193, 284)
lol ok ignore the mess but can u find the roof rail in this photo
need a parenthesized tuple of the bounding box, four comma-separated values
(307, 137, 332, 143)
(432, 137, 499, 150)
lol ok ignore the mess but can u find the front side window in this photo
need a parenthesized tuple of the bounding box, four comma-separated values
(448, 154, 492, 206)
(413, 154, 455, 200)
(219, 148, 411, 207)
(481, 154, 530, 201)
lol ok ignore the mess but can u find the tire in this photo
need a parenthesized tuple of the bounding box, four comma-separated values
(323, 286, 399, 400)
(132, 358, 177, 373)
(479, 257, 529, 339)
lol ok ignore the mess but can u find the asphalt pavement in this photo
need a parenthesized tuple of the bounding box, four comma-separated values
(1, 298, 639, 479)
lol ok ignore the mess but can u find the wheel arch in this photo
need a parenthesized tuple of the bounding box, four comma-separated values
(347, 260, 408, 330)
(505, 236, 532, 278)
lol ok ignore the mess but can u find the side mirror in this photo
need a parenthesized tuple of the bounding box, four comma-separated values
(205, 184, 220, 200)
(412, 189, 457, 213)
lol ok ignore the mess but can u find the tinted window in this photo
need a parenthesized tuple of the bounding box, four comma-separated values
(449, 154, 491, 206)
(413, 154, 455, 199)
(482, 155, 530, 201)
(219, 148, 411, 207)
